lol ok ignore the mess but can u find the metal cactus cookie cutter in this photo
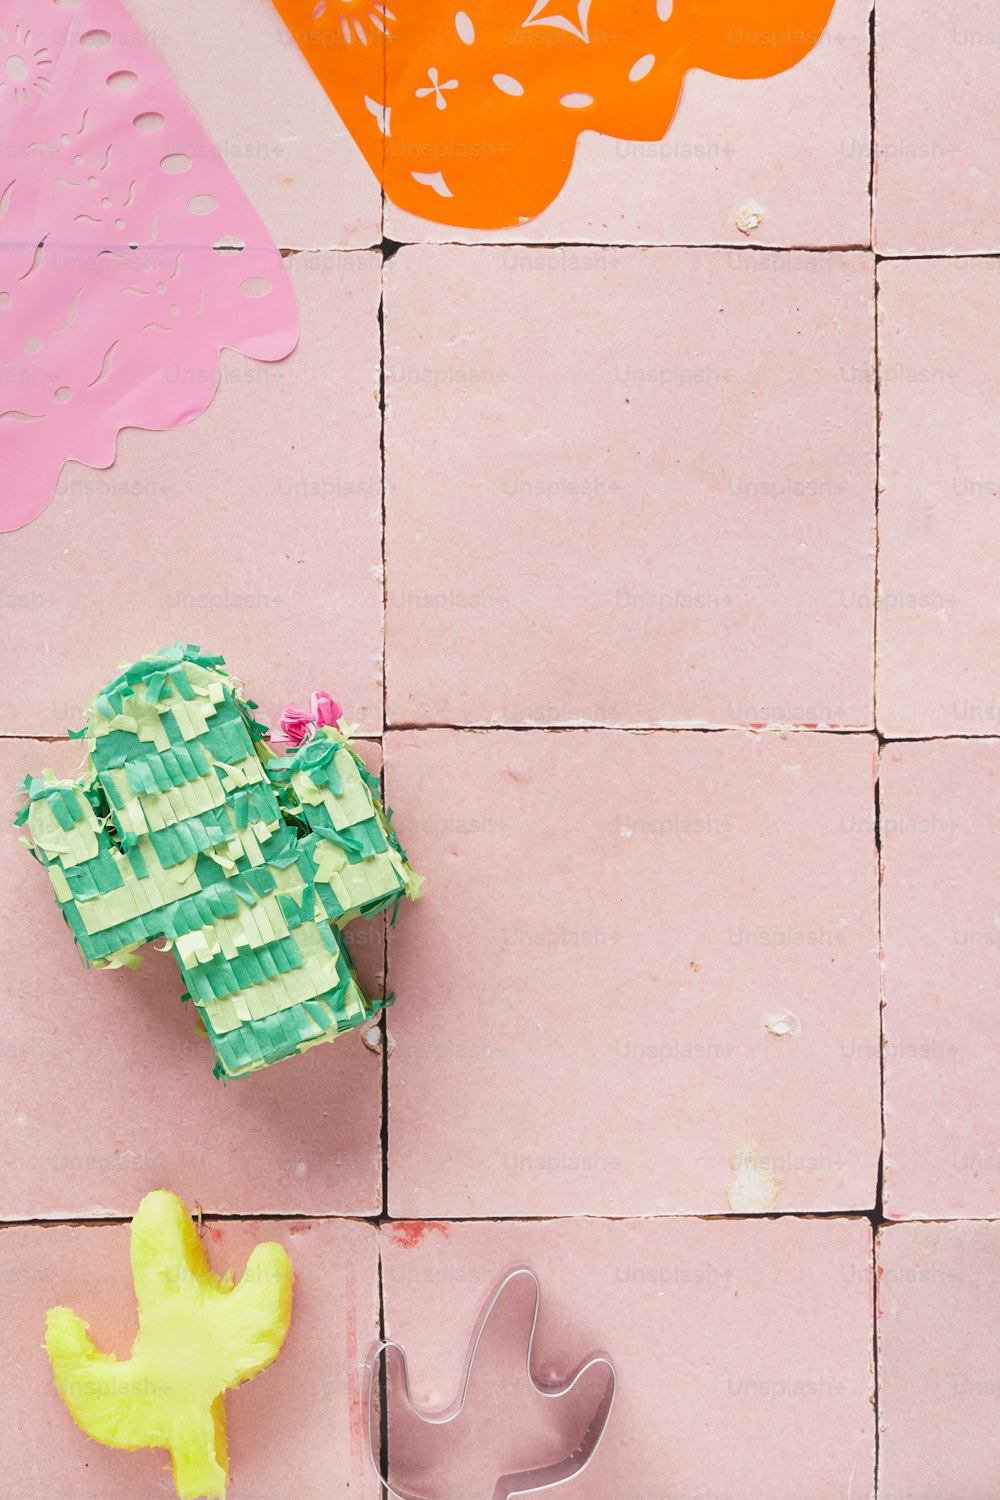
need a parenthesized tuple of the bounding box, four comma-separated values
(366, 1266, 617, 1500)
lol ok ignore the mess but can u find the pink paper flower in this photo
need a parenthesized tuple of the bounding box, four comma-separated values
(278, 691, 342, 746)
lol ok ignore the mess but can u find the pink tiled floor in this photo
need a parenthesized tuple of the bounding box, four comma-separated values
(384, 727, 881, 1217)
(874, 0, 1000, 256)
(2, 0, 999, 1494)
(383, 245, 876, 729)
(876, 257, 1000, 737)
(878, 1222, 1000, 1499)
(879, 740, 1000, 1220)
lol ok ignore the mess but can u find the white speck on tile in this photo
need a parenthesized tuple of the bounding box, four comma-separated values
(763, 1009, 801, 1038)
(735, 201, 766, 236)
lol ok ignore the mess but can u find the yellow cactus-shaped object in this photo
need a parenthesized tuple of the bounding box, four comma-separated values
(45, 1190, 294, 1500)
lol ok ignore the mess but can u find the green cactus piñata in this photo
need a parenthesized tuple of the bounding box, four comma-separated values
(16, 645, 421, 1079)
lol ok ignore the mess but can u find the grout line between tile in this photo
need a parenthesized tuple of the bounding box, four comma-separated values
(5, 1208, 998, 1230)
(872, 753, 885, 1497)
(874, 249, 1000, 263)
(376, 1232, 389, 1499)
(870, 7, 882, 740)
(279, 241, 997, 261)
(381, 722, 878, 735)
(276, 243, 1000, 260)
(375, 239, 875, 253)
(12, 727, 1000, 744)
(869, 24, 883, 1490)
(868, 0, 877, 249)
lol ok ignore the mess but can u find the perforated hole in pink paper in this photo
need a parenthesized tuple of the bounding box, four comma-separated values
(0, 0, 299, 531)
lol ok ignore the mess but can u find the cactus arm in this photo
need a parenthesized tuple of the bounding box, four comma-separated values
(207, 1242, 295, 1388)
(44, 1308, 156, 1451)
(267, 725, 421, 925)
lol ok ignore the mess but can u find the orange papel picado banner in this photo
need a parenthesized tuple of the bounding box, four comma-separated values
(271, 0, 836, 228)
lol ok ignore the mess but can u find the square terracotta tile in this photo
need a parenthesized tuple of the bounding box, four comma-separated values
(875, 0, 1000, 255)
(876, 258, 1000, 738)
(381, 1216, 875, 1500)
(880, 739, 1000, 1219)
(1, 738, 384, 1218)
(878, 1221, 1000, 1499)
(0, 1215, 379, 1500)
(384, 245, 876, 729)
(384, 727, 881, 1217)
(383, 0, 872, 248)
(126, 0, 382, 249)
(0, 250, 385, 739)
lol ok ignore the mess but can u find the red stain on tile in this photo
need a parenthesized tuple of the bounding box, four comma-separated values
(344, 1283, 363, 1473)
(390, 1221, 450, 1250)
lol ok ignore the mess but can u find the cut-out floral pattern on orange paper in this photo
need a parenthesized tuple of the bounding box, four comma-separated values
(272, 0, 836, 227)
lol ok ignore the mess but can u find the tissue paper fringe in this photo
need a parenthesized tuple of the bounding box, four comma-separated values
(17, 644, 421, 1079)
